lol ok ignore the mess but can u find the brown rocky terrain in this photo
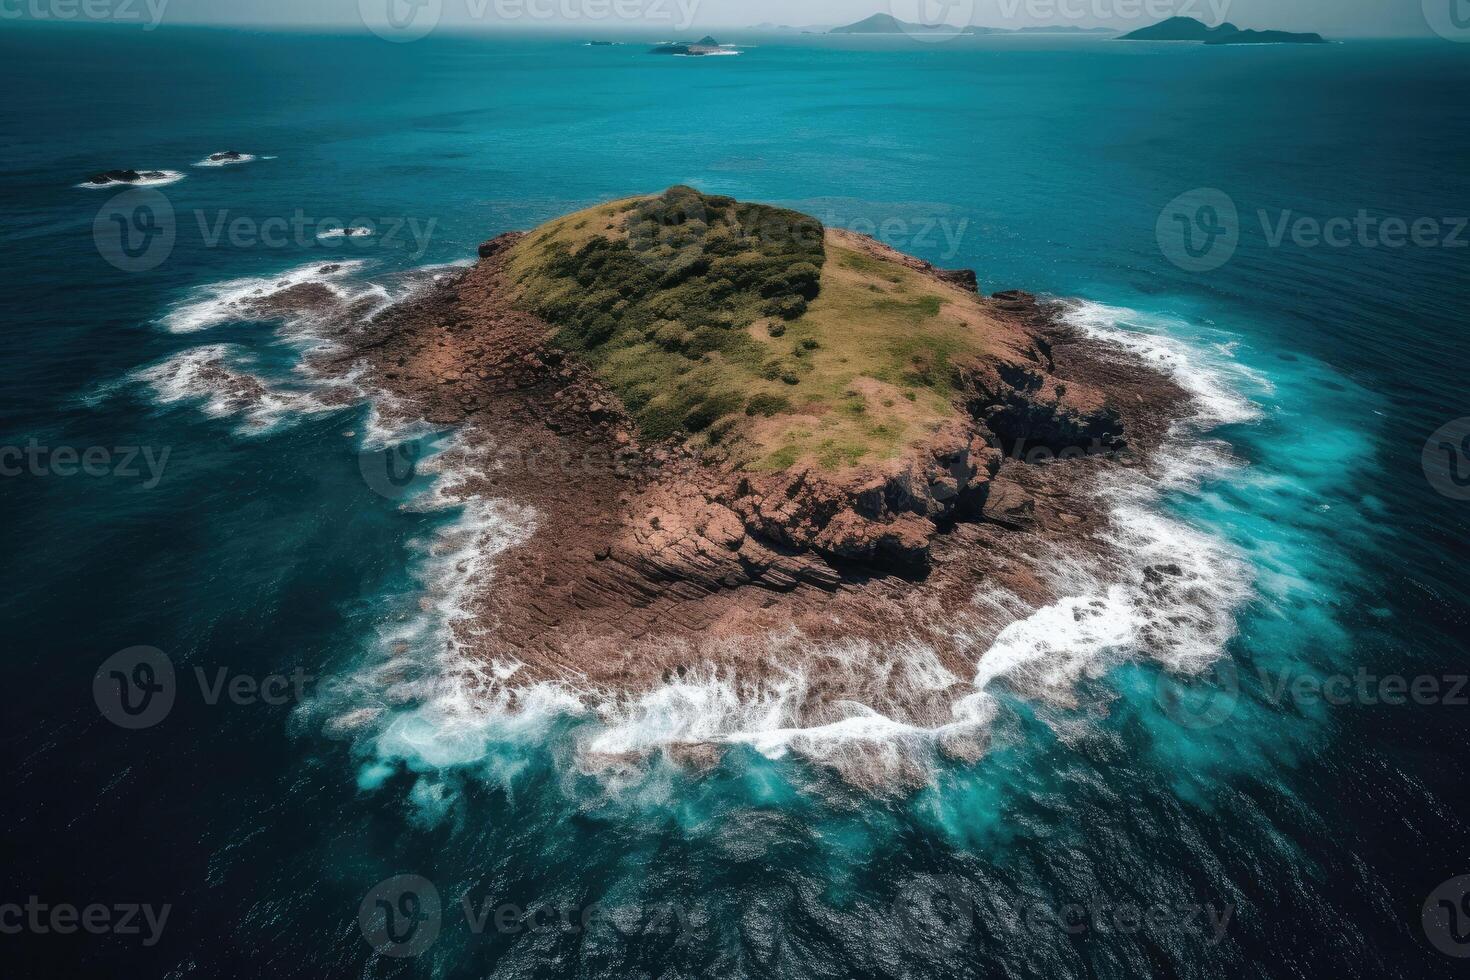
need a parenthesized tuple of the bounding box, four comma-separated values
(306, 205, 1189, 732)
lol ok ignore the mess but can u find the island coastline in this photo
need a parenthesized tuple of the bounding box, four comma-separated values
(284, 191, 1200, 782)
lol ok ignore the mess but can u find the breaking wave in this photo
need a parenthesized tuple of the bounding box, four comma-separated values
(130, 344, 357, 435)
(159, 260, 378, 334)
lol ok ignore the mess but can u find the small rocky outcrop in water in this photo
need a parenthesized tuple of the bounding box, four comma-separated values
(650, 36, 728, 55)
(86, 169, 169, 185)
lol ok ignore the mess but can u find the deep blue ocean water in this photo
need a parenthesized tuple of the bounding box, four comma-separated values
(3, 23, 1469, 978)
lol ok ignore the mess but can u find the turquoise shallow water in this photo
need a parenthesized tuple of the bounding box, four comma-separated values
(3, 24, 1469, 978)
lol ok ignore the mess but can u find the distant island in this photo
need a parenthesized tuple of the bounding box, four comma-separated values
(1119, 16, 1325, 44)
(1205, 29, 1328, 45)
(749, 22, 834, 33)
(830, 13, 965, 34)
(830, 14, 1115, 35)
(649, 36, 737, 56)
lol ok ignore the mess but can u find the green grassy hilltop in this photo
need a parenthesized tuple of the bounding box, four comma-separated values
(505, 187, 1016, 471)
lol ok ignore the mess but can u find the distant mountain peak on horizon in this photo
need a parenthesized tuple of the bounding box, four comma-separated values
(1118, 15, 1241, 40)
(829, 13, 1119, 36)
(830, 13, 910, 33)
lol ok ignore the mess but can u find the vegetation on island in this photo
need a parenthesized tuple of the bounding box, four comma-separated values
(505, 187, 1012, 472)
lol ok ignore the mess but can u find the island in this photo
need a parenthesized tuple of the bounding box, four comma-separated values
(1119, 16, 1325, 44)
(831, 14, 1115, 35)
(649, 36, 733, 56)
(313, 188, 1187, 770)
(82, 169, 179, 186)
(830, 13, 946, 34)
(1205, 29, 1326, 45)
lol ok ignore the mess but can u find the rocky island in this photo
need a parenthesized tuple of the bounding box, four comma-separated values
(1119, 17, 1325, 44)
(649, 36, 732, 56)
(829, 14, 1114, 36)
(1204, 29, 1327, 45)
(319, 188, 1187, 767)
(83, 168, 178, 186)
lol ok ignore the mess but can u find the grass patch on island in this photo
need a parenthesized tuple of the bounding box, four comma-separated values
(505, 187, 1013, 471)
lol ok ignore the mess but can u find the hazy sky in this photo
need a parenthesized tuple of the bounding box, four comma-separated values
(70, 0, 1443, 38)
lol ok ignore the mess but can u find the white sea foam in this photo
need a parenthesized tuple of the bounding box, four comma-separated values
(304, 295, 1268, 793)
(160, 260, 370, 333)
(76, 170, 185, 189)
(595, 302, 1255, 770)
(194, 152, 258, 167)
(315, 429, 554, 768)
(1060, 299, 1266, 429)
(317, 226, 374, 240)
(181, 260, 1263, 793)
(585, 637, 967, 760)
(944, 300, 1262, 718)
(131, 344, 350, 434)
